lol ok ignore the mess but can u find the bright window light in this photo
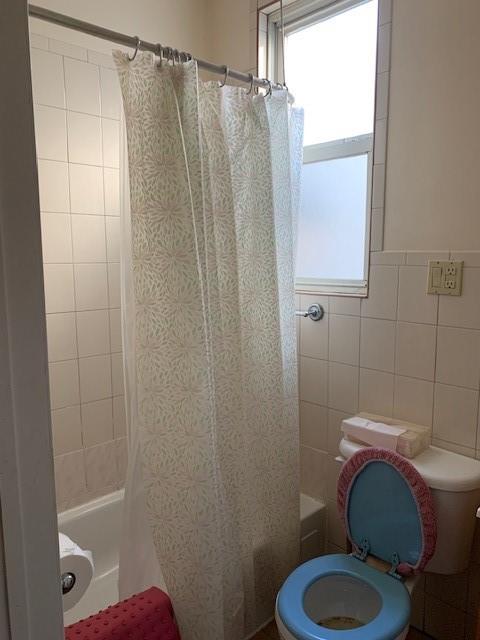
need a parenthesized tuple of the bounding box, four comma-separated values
(285, 1, 378, 146)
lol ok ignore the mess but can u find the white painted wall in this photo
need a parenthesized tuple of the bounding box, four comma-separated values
(29, 0, 211, 59)
(384, 0, 480, 250)
(206, 0, 252, 72)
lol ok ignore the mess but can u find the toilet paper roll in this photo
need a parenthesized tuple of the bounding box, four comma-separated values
(59, 533, 94, 611)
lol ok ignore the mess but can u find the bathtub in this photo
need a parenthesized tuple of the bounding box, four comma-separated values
(58, 489, 326, 626)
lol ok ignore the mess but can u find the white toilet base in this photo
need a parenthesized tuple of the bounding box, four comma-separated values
(275, 607, 409, 640)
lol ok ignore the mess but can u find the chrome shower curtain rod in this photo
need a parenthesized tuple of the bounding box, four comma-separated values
(28, 5, 283, 92)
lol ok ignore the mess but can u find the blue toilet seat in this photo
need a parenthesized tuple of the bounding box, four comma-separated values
(277, 554, 411, 640)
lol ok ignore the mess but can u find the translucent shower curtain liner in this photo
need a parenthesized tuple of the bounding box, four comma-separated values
(115, 51, 304, 640)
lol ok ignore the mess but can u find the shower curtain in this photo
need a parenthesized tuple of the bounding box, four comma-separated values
(114, 52, 304, 640)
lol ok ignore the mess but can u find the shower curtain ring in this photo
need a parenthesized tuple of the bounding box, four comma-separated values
(266, 80, 273, 97)
(154, 43, 163, 67)
(128, 36, 141, 61)
(219, 66, 229, 88)
(245, 73, 254, 95)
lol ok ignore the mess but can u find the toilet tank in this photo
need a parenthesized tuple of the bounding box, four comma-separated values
(339, 439, 480, 575)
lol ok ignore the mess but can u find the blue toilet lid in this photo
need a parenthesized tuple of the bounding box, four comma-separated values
(338, 448, 437, 574)
(277, 554, 410, 640)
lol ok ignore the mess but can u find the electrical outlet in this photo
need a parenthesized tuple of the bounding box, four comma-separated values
(427, 261, 463, 296)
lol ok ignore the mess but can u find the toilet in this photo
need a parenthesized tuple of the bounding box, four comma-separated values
(276, 440, 480, 640)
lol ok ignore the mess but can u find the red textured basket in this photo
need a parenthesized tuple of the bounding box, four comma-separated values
(65, 587, 181, 640)
(337, 447, 437, 576)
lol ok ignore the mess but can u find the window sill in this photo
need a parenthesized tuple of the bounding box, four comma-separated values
(295, 281, 368, 297)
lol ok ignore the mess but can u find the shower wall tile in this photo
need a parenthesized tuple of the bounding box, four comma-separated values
(64, 58, 101, 116)
(67, 111, 103, 165)
(74, 264, 109, 311)
(40, 213, 73, 263)
(33, 105, 68, 161)
(71, 215, 107, 263)
(69, 164, 104, 215)
(46, 312, 77, 362)
(31, 34, 126, 512)
(37, 159, 70, 212)
(30, 49, 65, 108)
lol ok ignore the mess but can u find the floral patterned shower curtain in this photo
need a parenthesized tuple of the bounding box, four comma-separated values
(114, 52, 304, 640)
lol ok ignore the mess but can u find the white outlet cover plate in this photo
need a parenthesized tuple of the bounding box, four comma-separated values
(427, 260, 463, 296)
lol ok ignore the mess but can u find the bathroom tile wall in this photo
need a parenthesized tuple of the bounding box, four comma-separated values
(30, 34, 127, 512)
(296, 252, 480, 639)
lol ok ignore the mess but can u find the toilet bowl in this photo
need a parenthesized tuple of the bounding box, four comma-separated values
(276, 444, 480, 640)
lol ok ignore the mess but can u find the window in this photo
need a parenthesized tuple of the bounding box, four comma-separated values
(267, 0, 379, 295)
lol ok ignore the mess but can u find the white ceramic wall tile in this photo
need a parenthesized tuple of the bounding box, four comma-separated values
(328, 362, 359, 414)
(76, 310, 110, 357)
(300, 314, 328, 360)
(46, 312, 77, 362)
(116, 438, 128, 483)
(49, 359, 80, 409)
(43, 264, 75, 313)
(79, 354, 112, 403)
(377, 22, 391, 73)
(395, 322, 436, 381)
(393, 376, 434, 427)
(299, 402, 328, 451)
(328, 296, 359, 316)
(370, 209, 384, 252)
(40, 213, 72, 263)
(406, 251, 450, 266)
(433, 383, 478, 448)
(360, 318, 395, 372)
(87, 50, 115, 69)
(378, 0, 393, 25)
(373, 118, 387, 164)
(361, 265, 397, 320)
(300, 446, 327, 501)
(74, 263, 109, 311)
(111, 353, 124, 396)
(329, 315, 360, 366)
(37, 159, 70, 212)
(359, 368, 394, 417)
(299, 357, 328, 405)
(113, 396, 127, 438)
(450, 252, 480, 267)
(71, 215, 107, 263)
(438, 268, 480, 330)
(29, 33, 49, 51)
(49, 39, 87, 61)
(104, 168, 120, 215)
(81, 398, 113, 447)
(327, 409, 350, 455)
(106, 217, 120, 262)
(436, 326, 480, 390)
(67, 112, 103, 165)
(375, 72, 389, 120)
(69, 164, 104, 215)
(51, 405, 82, 455)
(64, 58, 101, 116)
(100, 67, 121, 119)
(109, 309, 122, 353)
(102, 118, 120, 168)
(34, 105, 67, 161)
(30, 48, 65, 108)
(398, 266, 438, 324)
(107, 263, 120, 308)
(326, 499, 347, 550)
(372, 163, 386, 209)
(84, 440, 119, 493)
(54, 450, 87, 509)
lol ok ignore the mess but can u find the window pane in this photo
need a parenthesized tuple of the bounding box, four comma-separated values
(285, 1, 378, 146)
(296, 154, 368, 282)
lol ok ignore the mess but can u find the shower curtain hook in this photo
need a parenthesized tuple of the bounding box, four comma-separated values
(219, 66, 229, 88)
(128, 36, 141, 61)
(245, 73, 254, 95)
(155, 43, 163, 67)
(266, 80, 273, 97)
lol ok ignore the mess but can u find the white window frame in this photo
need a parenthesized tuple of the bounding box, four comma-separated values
(266, 0, 379, 296)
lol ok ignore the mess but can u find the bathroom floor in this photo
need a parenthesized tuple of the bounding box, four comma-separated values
(252, 623, 431, 639)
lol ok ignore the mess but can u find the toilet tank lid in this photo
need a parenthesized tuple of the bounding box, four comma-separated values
(339, 439, 480, 492)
